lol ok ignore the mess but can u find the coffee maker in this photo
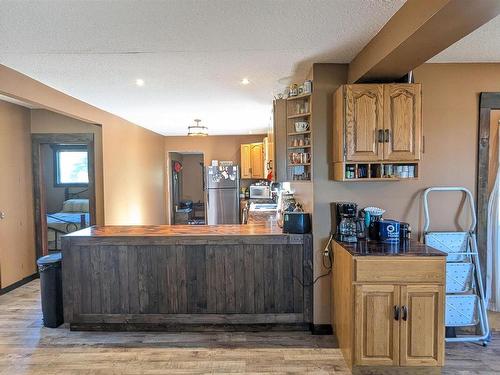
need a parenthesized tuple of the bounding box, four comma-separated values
(331, 202, 358, 242)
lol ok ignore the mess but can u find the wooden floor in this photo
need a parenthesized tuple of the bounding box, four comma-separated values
(0, 280, 498, 374)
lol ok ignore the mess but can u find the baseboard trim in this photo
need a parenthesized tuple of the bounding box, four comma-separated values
(0, 273, 39, 296)
(310, 324, 333, 335)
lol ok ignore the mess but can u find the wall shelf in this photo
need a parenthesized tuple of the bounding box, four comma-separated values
(287, 112, 311, 119)
(287, 93, 311, 101)
(288, 145, 312, 150)
(333, 161, 420, 182)
(286, 86, 313, 182)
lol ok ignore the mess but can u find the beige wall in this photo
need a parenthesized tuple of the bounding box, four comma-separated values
(31, 110, 104, 224)
(0, 64, 166, 225)
(164, 134, 266, 166)
(0, 101, 36, 287)
(311, 63, 500, 324)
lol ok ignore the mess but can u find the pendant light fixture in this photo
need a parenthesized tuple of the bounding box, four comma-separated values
(187, 119, 208, 136)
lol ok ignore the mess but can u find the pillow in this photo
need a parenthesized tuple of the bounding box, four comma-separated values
(62, 199, 89, 213)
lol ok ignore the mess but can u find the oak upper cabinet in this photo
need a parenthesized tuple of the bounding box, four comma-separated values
(354, 284, 400, 366)
(344, 84, 384, 161)
(240, 142, 264, 179)
(250, 142, 264, 178)
(240, 144, 252, 179)
(333, 83, 422, 164)
(399, 284, 444, 366)
(384, 84, 422, 161)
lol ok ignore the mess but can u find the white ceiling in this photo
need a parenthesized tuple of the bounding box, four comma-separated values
(431, 15, 500, 63)
(0, 0, 408, 135)
(1, 2, 499, 136)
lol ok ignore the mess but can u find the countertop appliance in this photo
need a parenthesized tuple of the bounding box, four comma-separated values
(205, 165, 240, 224)
(283, 212, 311, 234)
(249, 184, 271, 199)
(331, 202, 358, 242)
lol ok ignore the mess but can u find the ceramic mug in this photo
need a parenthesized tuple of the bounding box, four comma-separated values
(295, 121, 309, 132)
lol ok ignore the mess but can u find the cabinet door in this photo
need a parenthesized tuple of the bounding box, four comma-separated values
(354, 284, 400, 366)
(250, 143, 264, 178)
(240, 144, 252, 179)
(399, 284, 444, 367)
(345, 84, 384, 161)
(383, 84, 422, 161)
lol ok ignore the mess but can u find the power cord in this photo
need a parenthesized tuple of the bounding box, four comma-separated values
(293, 234, 334, 287)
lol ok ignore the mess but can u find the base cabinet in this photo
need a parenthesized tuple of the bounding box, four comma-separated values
(354, 284, 444, 367)
(332, 242, 445, 370)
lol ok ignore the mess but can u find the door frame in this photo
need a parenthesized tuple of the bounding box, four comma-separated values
(166, 151, 205, 225)
(32, 133, 96, 258)
(477, 92, 500, 283)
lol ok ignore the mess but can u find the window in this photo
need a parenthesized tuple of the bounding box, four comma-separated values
(53, 145, 89, 186)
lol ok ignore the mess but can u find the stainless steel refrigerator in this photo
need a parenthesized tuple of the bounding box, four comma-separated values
(205, 165, 240, 224)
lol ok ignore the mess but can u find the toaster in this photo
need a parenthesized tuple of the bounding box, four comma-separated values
(282, 212, 311, 234)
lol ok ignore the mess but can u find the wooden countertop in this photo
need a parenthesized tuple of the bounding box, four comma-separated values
(335, 239, 446, 256)
(66, 223, 286, 238)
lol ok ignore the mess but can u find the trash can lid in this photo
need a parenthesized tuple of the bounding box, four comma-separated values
(37, 252, 62, 266)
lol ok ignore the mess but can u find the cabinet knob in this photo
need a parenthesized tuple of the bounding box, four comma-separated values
(402, 305, 408, 321)
(393, 305, 400, 321)
(384, 129, 390, 143)
(0, 211, 5, 220)
(377, 129, 384, 143)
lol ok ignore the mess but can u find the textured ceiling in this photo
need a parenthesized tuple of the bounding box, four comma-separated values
(431, 15, 500, 63)
(1, 0, 408, 135)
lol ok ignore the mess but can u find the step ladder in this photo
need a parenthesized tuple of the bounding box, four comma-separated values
(423, 187, 490, 345)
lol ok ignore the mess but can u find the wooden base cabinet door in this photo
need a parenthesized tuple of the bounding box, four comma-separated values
(354, 284, 400, 366)
(383, 84, 422, 161)
(345, 84, 384, 161)
(399, 285, 445, 367)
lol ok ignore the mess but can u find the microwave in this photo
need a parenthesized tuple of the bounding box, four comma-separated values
(249, 185, 271, 199)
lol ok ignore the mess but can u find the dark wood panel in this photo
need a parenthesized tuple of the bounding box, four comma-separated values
(62, 235, 313, 327)
(224, 247, 236, 313)
(263, 245, 275, 313)
(273, 245, 284, 312)
(234, 245, 246, 312)
(254, 245, 265, 313)
(127, 246, 140, 314)
(117, 246, 129, 313)
(176, 246, 188, 313)
(89, 245, 102, 314)
(243, 245, 255, 313)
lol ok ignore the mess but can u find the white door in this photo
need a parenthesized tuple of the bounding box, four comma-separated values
(0, 101, 36, 288)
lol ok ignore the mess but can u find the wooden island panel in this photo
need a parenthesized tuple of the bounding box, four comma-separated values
(62, 226, 312, 330)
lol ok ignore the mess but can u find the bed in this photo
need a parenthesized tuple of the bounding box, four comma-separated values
(47, 198, 90, 251)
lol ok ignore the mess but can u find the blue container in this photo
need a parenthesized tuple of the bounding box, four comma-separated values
(378, 220, 400, 243)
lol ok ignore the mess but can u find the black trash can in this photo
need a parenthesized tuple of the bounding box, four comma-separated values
(37, 252, 63, 328)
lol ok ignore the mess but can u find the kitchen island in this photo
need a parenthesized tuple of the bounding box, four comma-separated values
(61, 224, 312, 331)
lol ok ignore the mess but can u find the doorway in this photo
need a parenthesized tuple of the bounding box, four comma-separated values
(32, 133, 96, 257)
(168, 152, 205, 225)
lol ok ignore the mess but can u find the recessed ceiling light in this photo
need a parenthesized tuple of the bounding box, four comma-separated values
(241, 78, 250, 85)
(135, 78, 145, 87)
